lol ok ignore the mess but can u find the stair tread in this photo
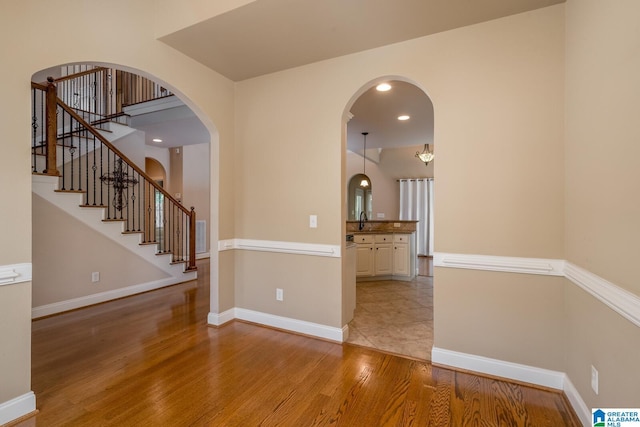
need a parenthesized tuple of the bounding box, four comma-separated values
(55, 189, 85, 194)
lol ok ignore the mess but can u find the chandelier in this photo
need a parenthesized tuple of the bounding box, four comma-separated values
(416, 144, 434, 166)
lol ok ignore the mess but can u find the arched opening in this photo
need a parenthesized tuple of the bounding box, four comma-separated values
(343, 77, 435, 360)
(30, 61, 218, 318)
(145, 157, 167, 186)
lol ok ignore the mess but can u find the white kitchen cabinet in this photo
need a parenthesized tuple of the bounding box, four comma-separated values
(354, 233, 414, 280)
(374, 242, 393, 275)
(392, 234, 410, 276)
(355, 234, 374, 277)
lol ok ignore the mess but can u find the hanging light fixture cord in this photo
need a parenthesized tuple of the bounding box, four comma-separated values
(362, 132, 368, 174)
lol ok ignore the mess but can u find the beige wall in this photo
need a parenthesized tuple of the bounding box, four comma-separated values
(565, 0, 640, 295)
(32, 194, 170, 307)
(235, 5, 564, 340)
(169, 147, 184, 200)
(564, 0, 640, 407)
(5, 0, 638, 419)
(235, 251, 342, 328)
(435, 269, 565, 371)
(0, 283, 32, 403)
(0, 0, 235, 410)
(183, 143, 211, 253)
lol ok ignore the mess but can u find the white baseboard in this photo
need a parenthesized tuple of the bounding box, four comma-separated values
(208, 308, 345, 342)
(0, 391, 36, 425)
(342, 324, 350, 342)
(207, 308, 235, 326)
(196, 252, 210, 260)
(563, 375, 591, 427)
(431, 347, 565, 389)
(432, 347, 589, 426)
(32, 277, 190, 318)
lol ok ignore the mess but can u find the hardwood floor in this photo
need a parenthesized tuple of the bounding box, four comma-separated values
(13, 259, 580, 426)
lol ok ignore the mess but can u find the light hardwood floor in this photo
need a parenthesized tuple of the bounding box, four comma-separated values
(11, 259, 580, 426)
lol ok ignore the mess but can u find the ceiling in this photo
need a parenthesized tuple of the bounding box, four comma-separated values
(155, 0, 563, 151)
(347, 80, 433, 152)
(33, 1, 566, 153)
(160, 0, 564, 82)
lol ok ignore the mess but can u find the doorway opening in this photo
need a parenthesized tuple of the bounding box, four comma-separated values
(343, 78, 434, 360)
(30, 62, 216, 318)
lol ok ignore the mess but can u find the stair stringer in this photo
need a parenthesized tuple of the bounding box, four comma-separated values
(32, 174, 197, 283)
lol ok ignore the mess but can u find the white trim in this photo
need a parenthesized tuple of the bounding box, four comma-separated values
(434, 252, 565, 276)
(0, 391, 36, 425)
(431, 347, 565, 389)
(0, 263, 32, 286)
(218, 238, 341, 258)
(196, 252, 210, 260)
(342, 324, 350, 342)
(207, 307, 344, 342)
(432, 347, 590, 426)
(32, 277, 192, 318)
(564, 262, 640, 328)
(433, 252, 640, 330)
(563, 375, 591, 427)
(208, 309, 235, 326)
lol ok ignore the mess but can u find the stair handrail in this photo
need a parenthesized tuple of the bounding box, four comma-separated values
(57, 99, 190, 216)
(56, 95, 197, 271)
(44, 66, 110, 84)
(32, 78, 196, 271)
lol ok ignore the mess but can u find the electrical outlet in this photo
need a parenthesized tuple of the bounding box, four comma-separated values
(309, 215, 317, 228)
(591, 365, 599, 394)
(276, 288, 284, 301)
(91, 272, 100, 283)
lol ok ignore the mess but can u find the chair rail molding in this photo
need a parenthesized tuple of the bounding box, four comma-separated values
(434, 252, 640, 329)
(218, 238, 341, 258)
(0, 263, 32, 286)
(434, 252, 564, 276)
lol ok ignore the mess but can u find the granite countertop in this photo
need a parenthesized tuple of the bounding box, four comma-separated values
(346, 220, 417, 234)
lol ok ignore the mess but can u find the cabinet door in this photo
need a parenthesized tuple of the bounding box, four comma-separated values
(356, 244, 374, 276)
(393, 243, 410, 276)
(374, 243, 393, 275)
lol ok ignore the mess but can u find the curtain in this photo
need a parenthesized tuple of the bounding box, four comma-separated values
(399, 179, 434, 256)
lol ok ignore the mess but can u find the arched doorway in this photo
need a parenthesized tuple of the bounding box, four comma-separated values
(343, 77, 435, 360)
(30, 62, 217, 317)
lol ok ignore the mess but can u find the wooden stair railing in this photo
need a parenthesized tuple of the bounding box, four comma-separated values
(41, 65, 173, 129)
(31, 79, 196, 272)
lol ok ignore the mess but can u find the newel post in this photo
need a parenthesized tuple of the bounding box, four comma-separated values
(189, 207, 197, 270)
(44, 77, 59, 176)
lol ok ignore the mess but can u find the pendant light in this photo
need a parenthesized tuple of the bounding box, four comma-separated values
(416, 144, 434, 166)
(360, 132, 370, 187)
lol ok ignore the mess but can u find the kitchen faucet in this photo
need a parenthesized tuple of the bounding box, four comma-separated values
(358, 211, 368, 231)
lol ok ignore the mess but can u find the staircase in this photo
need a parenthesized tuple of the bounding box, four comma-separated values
(31, 67, 197, 309)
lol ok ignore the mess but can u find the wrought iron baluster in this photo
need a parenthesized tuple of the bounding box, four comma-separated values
(106, 151, 112, 219)
(91, 132, 96, 205)
(31, 88, 37, 172)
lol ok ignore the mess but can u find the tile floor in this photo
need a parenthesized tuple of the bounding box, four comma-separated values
(346, 275, 434, 361)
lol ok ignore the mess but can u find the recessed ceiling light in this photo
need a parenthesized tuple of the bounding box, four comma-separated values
(152, 138, 163, 143)
(398, 115, 410, 121)
(376, 83, 391, 92)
